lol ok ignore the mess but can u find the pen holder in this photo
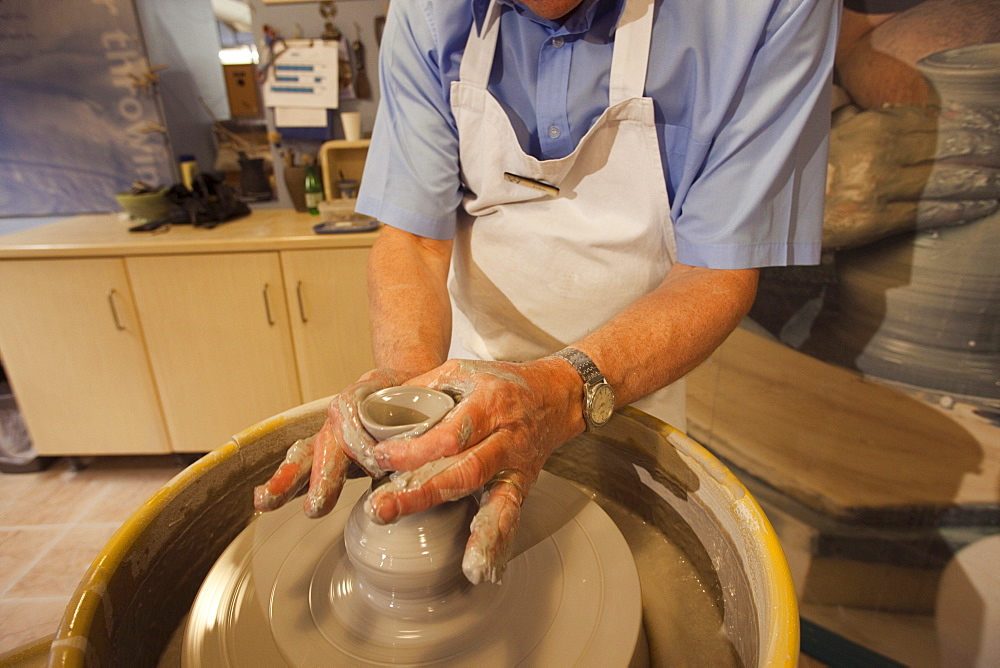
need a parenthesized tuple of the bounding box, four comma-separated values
(336, 179, 359, 199)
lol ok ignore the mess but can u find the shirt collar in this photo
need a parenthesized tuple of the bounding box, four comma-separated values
(472, 0, 624, 36)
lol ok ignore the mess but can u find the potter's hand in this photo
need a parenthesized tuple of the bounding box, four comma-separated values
(823, 103, 1000, 250)
(362, 357, 584, 584)
(253, 369, 416, 517)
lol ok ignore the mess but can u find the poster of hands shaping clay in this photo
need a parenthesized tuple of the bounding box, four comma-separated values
(0, 0, 174, 217)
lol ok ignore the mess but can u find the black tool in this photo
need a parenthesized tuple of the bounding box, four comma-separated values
(313, 216, 378, 234)
(353, 23, 371, 99)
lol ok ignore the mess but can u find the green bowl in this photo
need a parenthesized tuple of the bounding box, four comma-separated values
(115, 189, 171, 222)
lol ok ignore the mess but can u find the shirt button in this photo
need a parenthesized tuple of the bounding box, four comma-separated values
(548, 125, 561, 139)
(551, 36, 565, 48)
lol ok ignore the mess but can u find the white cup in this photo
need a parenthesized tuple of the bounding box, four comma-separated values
(341, 111, 362, 141)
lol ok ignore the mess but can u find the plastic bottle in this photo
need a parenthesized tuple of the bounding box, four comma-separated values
(304, 164, 322, 215)
(178, 155, 198, 191)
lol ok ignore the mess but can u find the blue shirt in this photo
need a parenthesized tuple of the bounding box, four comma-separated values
(356, 0, 839, 269)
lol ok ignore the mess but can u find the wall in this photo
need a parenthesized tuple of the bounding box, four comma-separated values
(134, 0, 229, 176)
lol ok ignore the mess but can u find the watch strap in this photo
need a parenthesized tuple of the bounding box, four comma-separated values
(552, 347, 605, 385)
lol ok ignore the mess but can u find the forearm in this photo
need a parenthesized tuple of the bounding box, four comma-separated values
(837, 2, 1000, 109)
(367, 225, 454, 374)
(571, 263, 759, 409)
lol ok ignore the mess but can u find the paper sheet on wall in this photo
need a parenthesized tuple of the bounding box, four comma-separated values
(263, 39, 339, 109)
(273, 107, 329, 127)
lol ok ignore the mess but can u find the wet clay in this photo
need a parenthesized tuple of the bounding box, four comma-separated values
(180, 471, 646, 667)
(545, 431, 752, 666)
(170, 471, 739, 667)
(367, 404, 430, 425)
(359, 386, 456, 441)
(588, 488, 742, 666)
(63, 405, 782, 668)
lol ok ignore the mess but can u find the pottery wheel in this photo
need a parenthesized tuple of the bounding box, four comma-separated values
(182, 470, 644, 666)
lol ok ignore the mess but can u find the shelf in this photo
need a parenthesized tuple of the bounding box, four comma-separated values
(319, 139, 370, 201)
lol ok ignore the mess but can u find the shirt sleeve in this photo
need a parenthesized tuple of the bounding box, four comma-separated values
(354, 1, 468, 239)
(672, 0, 839, 269)
(843, 0, 927, 13)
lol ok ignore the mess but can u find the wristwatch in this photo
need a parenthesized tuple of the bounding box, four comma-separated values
(552, 347, 615, 431)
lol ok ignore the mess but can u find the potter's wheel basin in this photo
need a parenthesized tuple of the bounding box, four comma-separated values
(46, 398, 798, 667)
(182, 470, 644, 666)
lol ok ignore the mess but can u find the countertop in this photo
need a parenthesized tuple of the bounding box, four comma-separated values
(0, 206, 380, 258)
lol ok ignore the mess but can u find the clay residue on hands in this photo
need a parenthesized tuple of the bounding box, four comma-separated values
(462, 485, 521, 585)
(457, 414, 474, 449)
(253, 436, 314, 511)
(254, 369, 420, 524)
(303, 424, 351, 518)
(363, 454, 470, 523)
(452, 359, 531, 389)
(363, 356, 580, 586)
(336, 384, 386, 478)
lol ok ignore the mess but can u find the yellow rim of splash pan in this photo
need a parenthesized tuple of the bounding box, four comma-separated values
(45, 400, 797, 667)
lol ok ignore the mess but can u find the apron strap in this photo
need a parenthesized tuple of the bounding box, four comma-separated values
(609, 0, 655, 105)
(459, 0, 503, 89)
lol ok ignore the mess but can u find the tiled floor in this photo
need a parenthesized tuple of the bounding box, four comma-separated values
(0, 455, 185, 654)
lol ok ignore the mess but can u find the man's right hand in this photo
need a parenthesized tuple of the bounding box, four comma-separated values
(252, 368, 417, 518)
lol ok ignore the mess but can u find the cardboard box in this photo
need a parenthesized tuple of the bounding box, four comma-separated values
(223, 64, 261, 117)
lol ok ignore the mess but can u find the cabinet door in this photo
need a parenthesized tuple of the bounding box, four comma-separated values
(127, 253, 302, 453)
(281, 248, 374, 402)
(0, 258, 170, 455)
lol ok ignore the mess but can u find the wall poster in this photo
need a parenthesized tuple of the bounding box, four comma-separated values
(0, 0, 175, 217)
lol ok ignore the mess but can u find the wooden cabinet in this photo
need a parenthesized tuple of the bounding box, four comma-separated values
(0, 211, 378, 456)
(127, 253, 303, 453)
(0, 258, 171, 455)
(281, 248, 374, 403)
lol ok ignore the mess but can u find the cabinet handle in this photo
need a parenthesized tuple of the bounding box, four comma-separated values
(107, 289, 126, 330)
(296, 281, 308, 323)
(262, 283, 276, 325)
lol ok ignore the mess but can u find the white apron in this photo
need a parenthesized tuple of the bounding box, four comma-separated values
(448, 0, 686, 430)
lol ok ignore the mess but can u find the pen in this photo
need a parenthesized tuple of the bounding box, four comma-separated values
(504, 172, 560, 197)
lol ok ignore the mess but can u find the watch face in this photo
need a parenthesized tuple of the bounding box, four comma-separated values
(589, 384, 615, 425)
